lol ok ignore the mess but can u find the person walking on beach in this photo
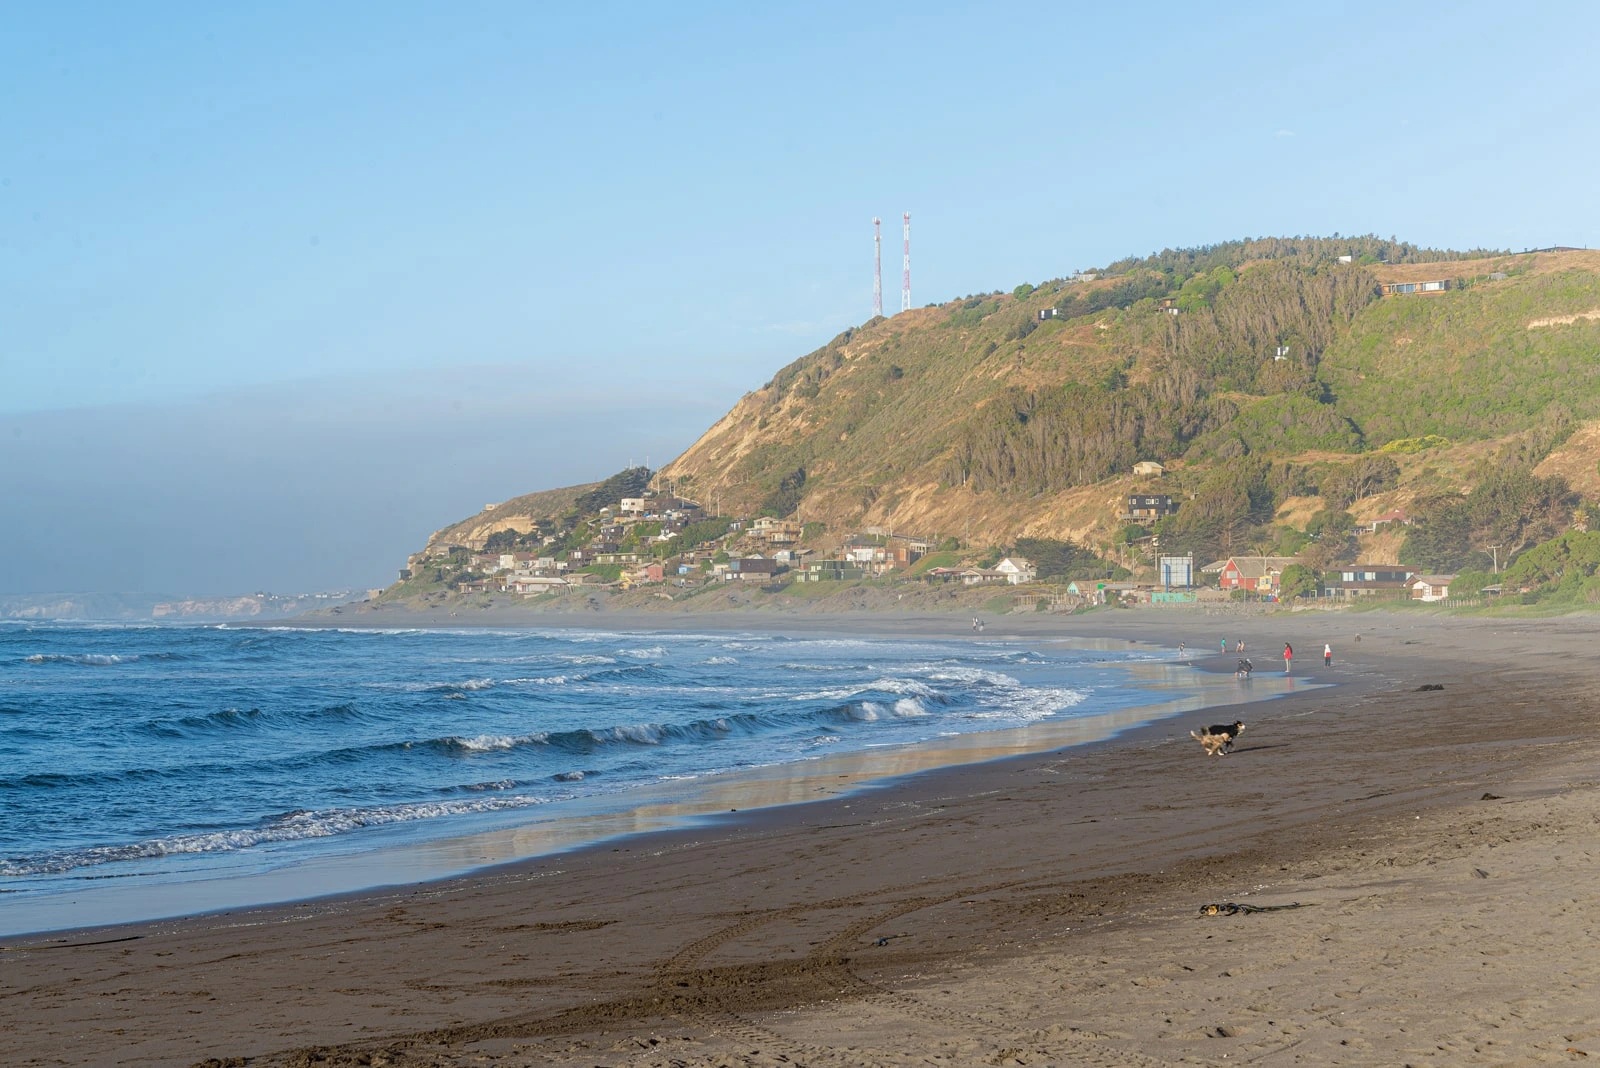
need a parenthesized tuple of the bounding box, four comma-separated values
(1220, 638, 1227, 654)
(1178, 641, 1186, 659)
(1283, 642, 1294, 673)
(972, 616, 980, 633)
(1323, 643, 1332, 668)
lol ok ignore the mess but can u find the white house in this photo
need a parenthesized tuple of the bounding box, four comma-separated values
(994, 556, 1038, 585)
(1132, 460, 1166, 477)
(1409, 574, 1457, 602)
(619, 497, 647, 516)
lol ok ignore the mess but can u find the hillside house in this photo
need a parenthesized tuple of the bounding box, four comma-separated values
(627, 563, 666, 585)
(1121, 494, 1177, 522)
(1409, 574, 1457, 602)
(1381, 280, 1451, 296)
(508, 576, 569, 595)
(751, 517, 802, 545)
(620, 498, 646, 515)
(1323, 565, 1415, 599)
(959, 568, 1008, 587)
(920, 566, 966, 584)
(800, 559, 868, 582)
(1212, 556, 1299, 593)
(1366, 509, 1412, 533)
(1132, 461, 1166, 477)
(456, 578, 491, 594)
(728, 557, 779, 580)
(994, 556, 1037, 585)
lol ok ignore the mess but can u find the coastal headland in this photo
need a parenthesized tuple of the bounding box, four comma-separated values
(3, 611, 1598, 1066)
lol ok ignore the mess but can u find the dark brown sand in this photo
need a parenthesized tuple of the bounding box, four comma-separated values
(4, 611, 1599, 1067)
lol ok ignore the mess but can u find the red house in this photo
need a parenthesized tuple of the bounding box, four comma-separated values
(1208, 556, 1299, 593)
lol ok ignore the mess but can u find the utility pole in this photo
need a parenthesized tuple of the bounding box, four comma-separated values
(1488, 545, 1502, 573)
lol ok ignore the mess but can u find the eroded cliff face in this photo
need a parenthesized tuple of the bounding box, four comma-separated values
(422, 483, 591, 553)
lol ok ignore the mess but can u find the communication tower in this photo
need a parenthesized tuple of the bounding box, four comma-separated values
(873, 218, 883, 317)
(901, 212, 911, 312)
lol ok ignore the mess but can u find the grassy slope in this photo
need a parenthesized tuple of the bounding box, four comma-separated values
(662, 250, 1600, 552)
(415, 249, 1600, 561)
(1324, 252, 1600, 443)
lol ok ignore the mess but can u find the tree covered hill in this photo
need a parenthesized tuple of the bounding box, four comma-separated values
(662, 241, 1600, 547)
(410, 238, 1600, 575)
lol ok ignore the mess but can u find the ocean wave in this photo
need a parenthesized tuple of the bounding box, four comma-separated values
(0, 793, 563, 877)
(701, 656, 737, 665)
(23, 653, 142, 666)
(370, 677, 498, 693)
(137, 702, 371, 738)
(615, 645, 667, 660)
(446, 733, 548, 752)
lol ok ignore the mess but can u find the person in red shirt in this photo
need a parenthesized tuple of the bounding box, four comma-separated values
(1283, 642, 1293, 673)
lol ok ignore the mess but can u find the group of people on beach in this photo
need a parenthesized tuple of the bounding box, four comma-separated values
(1182, 638, 1334, 673)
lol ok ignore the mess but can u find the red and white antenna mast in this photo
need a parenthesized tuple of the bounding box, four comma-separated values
(872, 217, 883, 318)
(901, 212, 911, 312)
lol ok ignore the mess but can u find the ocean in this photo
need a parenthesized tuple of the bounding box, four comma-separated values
(0, 621, 1270, 930)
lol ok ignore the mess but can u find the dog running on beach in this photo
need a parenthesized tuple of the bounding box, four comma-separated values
(1190, 720, 1245, 757)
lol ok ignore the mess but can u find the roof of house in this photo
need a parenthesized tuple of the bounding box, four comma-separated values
(1410, 574, 1458, 586)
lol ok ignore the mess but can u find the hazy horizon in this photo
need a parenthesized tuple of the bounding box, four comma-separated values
(0, 368, 731, 598)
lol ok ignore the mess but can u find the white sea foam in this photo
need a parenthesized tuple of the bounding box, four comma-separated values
(502, 674, 573, 686)
(892, 698, 929, 717)
(701, 656, 737, 665)
(449, 733, 547, 751)
(0, 793, 565, 877)
(616, 645, 667, 660)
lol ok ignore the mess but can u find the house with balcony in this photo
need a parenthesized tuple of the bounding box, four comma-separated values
(1120, 494, 1177, 523)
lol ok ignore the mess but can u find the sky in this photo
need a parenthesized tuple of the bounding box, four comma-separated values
(4, 2, 1599, 598)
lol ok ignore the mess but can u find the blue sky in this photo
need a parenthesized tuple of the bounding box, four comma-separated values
(3, 3, 1598, 596)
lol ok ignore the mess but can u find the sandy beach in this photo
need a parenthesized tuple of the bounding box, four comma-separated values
(4, 609, 1599, 1067)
